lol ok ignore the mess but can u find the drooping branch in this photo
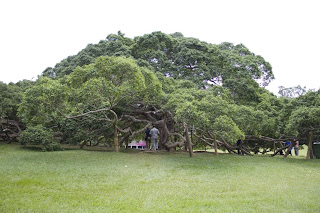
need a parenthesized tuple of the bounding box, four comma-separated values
(271, 145, 289, 157)
(194, 130, 253, 156)
(219, 137, 239, 154)
(0, 119, 24, 143)
(130, 122, 152, 138)
(245, 135, 296, 142)
(159, 117, 187, 150)
(117, 114, 151, 136)
(194, 131, 236, 153)
(193, 133, 223, 147)
(67, 108, 112, 121)
(127, 108, 187, 150)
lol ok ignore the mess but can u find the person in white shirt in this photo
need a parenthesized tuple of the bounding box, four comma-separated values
(150, 125, 160, 151)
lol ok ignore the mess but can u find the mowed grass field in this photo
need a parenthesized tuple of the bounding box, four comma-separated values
(0, 143, 319, 213)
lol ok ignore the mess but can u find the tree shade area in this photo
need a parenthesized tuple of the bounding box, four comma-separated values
(1, 31, 320, 159)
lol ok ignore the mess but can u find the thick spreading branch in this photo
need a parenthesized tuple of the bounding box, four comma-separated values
(194, 131, 253, 156)
(271, 145, 289, 157)
(245, 135, 296, 142)
(67, 108, 112, 122)
(0, 119, 23, 142)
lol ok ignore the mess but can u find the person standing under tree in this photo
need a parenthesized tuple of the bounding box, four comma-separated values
(145, 127, 151, 150)
(294, 139, 299, 156)
(237, 139, 243, 155)
(150, 125, 159, 151)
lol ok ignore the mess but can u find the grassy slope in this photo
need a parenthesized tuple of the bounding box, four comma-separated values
(0, 143, 319, 213)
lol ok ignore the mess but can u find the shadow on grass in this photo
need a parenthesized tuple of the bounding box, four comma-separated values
(21, 145, 44, 152)
(76, 146, 144, 154)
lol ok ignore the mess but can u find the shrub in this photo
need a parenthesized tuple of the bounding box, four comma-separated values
(20, 125, 62, 151)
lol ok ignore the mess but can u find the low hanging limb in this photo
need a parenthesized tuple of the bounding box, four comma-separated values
(193, 133, 223, 147)
(220, 136, 249, 155)
(131, 109, 187, 150)
(245, 135, 296, 142)
(117, 113, 183, 150)
(271, 145, 290, 157)
(117, 115, 152, 137)
(162, 120, 186, 150)
(0, 119, 23, 143)
(193, 131, 253, 156)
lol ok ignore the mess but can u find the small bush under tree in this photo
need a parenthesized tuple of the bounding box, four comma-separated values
(20, 125, 62, 151)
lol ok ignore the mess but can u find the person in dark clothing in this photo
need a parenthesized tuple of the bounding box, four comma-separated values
(237, 139, 243, 155)
(145, 127, 151, 150)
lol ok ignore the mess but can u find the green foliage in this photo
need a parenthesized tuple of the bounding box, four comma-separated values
(169, 87, 244, 141)
(285, 107, 320, 136)
(13, 31, 318, 150)
(213, 115, 244, 143)
(231, 105, 261, 135)
(176, 101, 209, 128)
(50, 31, 133, 78)
(18, 77, 67, 127)
(0, 82, 23, 120)
(231, 104, 279, 137)
(15, 79, 35, 90)
(140, 68, 163, 104)
(280, 90, 320, 138)
(47, 31, 274, 106)
(67, 56, 161, 112)
(19, 125, 61, 151)
(294, 90, 320, 107)
(22, 56, 162, 149)
(132, 31, 175, 72)
(218, 42, 274, 85)
(216, 42, 274, 105)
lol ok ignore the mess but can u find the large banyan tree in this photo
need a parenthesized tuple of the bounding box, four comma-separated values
(5, 31, 319, 158)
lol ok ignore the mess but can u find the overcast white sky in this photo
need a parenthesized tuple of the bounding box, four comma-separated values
(1, 0, 319, 94)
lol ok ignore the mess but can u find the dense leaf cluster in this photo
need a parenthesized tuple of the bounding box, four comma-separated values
(19, 125, 61, 151)
(44, 31, 273, 105)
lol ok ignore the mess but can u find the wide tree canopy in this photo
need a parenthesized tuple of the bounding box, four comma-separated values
(46, 31, 274, 105)
(1, 31, 319, 159)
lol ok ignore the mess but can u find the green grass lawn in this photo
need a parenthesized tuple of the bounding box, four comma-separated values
(0, 143, 319, 213)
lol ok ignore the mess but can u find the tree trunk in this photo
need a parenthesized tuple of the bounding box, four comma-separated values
(114, 124, 119, 152)
(191, 125, 193, 144)
(306, 131, 314, 160)
(184, 136, 188, 152)
(184, 124, 193, 157)
(80, 141, 86, 149)
(213, 133, 218, 155)
(271, 145, 288, 157)
(284, 143, 293, 158)
(125, 135, 129, 149)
